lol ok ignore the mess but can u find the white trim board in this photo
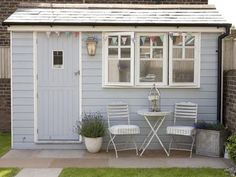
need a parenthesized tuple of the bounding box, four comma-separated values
(33, 32, 38, 143)
(10, 31, 13, 148)
(7, 25, 225, 33)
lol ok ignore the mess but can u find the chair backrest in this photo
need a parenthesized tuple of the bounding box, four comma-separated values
(107, 102, 130, 127)
(174, 102, 198, 125)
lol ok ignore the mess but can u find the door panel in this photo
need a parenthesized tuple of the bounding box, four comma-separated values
(37, 32, 80, 141)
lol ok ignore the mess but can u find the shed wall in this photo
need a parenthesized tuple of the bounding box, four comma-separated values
(12, 31, 219, 149)
(82, 32, 219, 148)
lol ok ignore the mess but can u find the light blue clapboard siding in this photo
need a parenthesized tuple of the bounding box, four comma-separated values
(12, 32, 34, 149)
(12, 31, 220, 150)
(81, 32, 219, 149)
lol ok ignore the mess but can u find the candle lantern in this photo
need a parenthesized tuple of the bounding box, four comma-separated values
(148, 84, 161, 112)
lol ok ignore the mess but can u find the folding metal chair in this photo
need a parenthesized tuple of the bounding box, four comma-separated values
(167, 102, 198, 158)
(106, 102, 140, 158)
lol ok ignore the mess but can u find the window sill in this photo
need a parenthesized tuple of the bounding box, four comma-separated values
(102, 85, 200, 89)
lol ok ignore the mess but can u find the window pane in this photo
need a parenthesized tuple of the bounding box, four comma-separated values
(140, 36, 150, 46)
(108, 36, 118, 46)
(108, 48, 118, 58)
(173, 35, 183, 46)
(152, 36, 163, 46)
(140, 60, 163, 82)
(108, 60, 130, 83)
(185, 35, 195, 46)
(53, 51, 63, 68)
(173, 61, 194, 83)
(185, 48, 194, 59)
(153, 48, 163, 58)
(121, 36, 131, 46)
(140, 48, 150, 58)
(173, 48, 182, 58)
(121, 48, 131, 58)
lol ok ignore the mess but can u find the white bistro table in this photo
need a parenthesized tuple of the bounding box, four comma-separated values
(138, 110, 170, 156)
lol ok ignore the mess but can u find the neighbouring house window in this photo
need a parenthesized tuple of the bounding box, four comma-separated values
(136, 33, 167, 86)
(105, 32, 134, 86)
(53, 51, 63, 69)
(169, 33, 200, 86)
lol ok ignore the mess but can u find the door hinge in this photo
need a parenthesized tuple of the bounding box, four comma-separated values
(37, 93, 39, 98)
(36, 74, 38, 80)
(37, 129, 39, 134)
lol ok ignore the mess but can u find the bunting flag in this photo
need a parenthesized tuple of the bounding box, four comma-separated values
(140, 36, 146, 45)
(103, 36, 108, 42)
(169, 32, 173, 39)
(121, 36, 127, 45)
(150, 36, 157, 43)
(55, 31, 60, 37)
(74, 32, 80, 37)
(46, 31, 51, 38)
(132, 37, 136, 43)
(111, 37, 117, 45)
(187, 32, 193, 37)
(65, 32, 71, 37)
(160, 35, 164, 42)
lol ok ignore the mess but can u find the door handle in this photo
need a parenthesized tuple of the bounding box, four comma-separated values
(74, 70, 80, 76)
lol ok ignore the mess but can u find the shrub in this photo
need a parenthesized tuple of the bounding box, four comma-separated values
(77, 112, 106, 138)
(194, 121, 225, 131)
(226, 134, 236, 164)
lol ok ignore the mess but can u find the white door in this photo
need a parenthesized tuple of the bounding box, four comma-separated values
(37, 32, 80, 141)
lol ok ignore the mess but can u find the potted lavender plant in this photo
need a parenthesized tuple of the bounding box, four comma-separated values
(77, 112, 106, 153)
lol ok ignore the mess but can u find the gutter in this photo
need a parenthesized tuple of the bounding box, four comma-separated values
(217, 24, 231, 123)
(2, 22, 232, 27)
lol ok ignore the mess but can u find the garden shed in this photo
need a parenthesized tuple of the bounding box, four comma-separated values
(3, 3, 231, 149)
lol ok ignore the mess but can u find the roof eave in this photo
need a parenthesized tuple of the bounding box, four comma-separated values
(2, 21, 232, 28)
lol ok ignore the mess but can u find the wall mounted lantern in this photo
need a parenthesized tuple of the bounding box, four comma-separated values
(86, 37, 98, 56)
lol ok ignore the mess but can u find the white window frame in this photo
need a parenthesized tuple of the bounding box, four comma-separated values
(52, 50, 64, 69)
(169, 33, 201, 87)
(104, 32, 134, 87)
(135, 33, 168, 86)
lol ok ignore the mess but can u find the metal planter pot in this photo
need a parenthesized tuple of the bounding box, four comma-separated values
(196, 129, 226, 157)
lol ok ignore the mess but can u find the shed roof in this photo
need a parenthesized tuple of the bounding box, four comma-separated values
(3, 4, 230, 27)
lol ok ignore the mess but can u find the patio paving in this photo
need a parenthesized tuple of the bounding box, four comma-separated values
(0, 149, 232, 168)
(15, 168, 62, 177)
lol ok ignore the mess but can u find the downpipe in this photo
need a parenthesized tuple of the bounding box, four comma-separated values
(217, 25, 231, 123)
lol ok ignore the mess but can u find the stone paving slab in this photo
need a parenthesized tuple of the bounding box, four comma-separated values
(15, 168, 62, 177)
(0, 150, 232, 168)
(50, 158, 109, 168)
(109, 157, 231, 168)
(0, 158, 53, 168)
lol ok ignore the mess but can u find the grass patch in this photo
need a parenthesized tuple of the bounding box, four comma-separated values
(0, 133, 11, 157)
(60, 168, 229, 177)
(0, 168, 19, 177)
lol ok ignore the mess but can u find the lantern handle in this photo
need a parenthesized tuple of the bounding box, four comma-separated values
(149, 84, 160, 96)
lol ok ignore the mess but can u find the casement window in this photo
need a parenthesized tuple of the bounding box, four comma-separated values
(136, 33, 168, 86)
(169, 33, 200, 87)
(103, 32, 200, 88)
(104, 32, 134, 86)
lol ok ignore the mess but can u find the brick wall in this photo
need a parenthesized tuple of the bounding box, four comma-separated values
(224, 70, 236, 133)
(0, 0, 208, 47)
(0, 79, 11, 133)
